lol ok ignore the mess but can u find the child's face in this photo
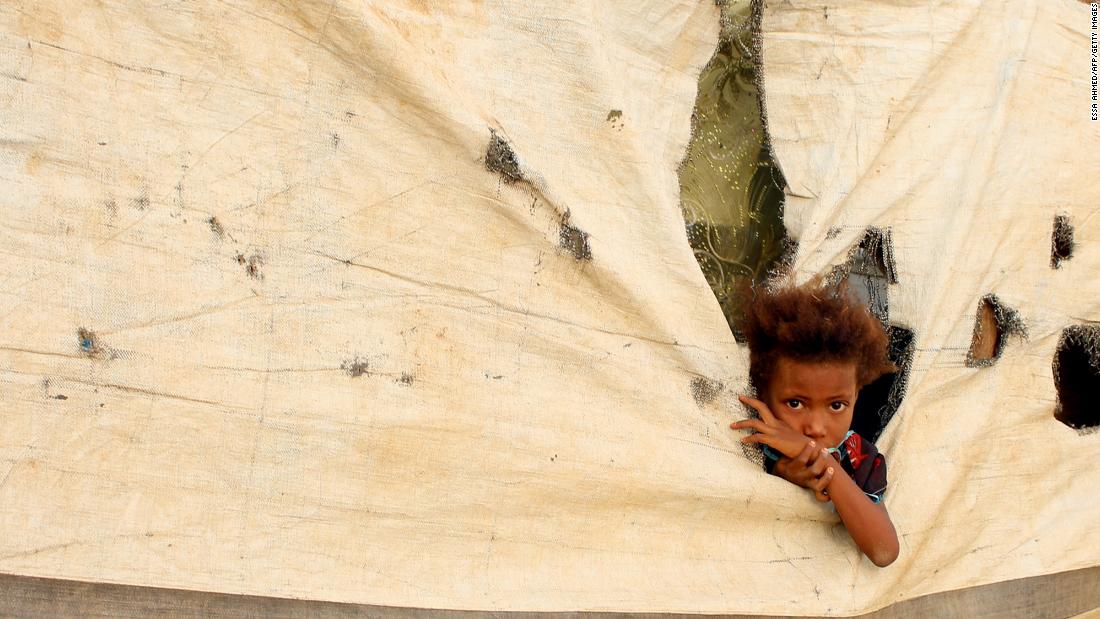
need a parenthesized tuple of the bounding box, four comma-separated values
(762, 357, 859, 448)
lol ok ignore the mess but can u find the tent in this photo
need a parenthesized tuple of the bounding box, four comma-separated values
(1, 0, 1098, 615)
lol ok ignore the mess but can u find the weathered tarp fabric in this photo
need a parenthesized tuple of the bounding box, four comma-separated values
(762, 0, 1100, 609)
(0, 0, 1095, 615)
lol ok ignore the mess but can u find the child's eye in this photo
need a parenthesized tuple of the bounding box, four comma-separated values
(786, 399, 803, 410)
(829, 401, 848, 412)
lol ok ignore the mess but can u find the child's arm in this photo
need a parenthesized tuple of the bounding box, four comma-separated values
(732, 396, 899, 567)
(817, 448, 899, 567)
(773, 443, 835, 502)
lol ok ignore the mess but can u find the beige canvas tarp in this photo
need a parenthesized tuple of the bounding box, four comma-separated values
(0, 0, 1097, 615)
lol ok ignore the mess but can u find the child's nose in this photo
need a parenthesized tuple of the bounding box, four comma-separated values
(804, 412, 828, 439)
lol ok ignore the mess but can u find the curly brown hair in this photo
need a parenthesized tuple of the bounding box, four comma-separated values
(739, 282, 896, 393)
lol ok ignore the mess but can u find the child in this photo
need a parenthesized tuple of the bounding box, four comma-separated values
(729, 282, 900, 567)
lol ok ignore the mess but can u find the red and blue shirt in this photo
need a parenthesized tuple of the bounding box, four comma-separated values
(763, 430, 888, 503)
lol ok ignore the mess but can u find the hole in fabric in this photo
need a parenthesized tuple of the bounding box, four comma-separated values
(832, 227, 897, 323)
(966, 294, 1027, 367)
(559, 212, 592, 261)
(1051, 214, 1074, 269)
(77, 327, 104, 358)
(678, 1, 792, 339)
(76, 327, 117, 360)
(851, 325, 915, 443)
(485, 129, 523, 184)
(1053, 325, 1100, 431)
(970, 299, 999, 363)
(818, 228, 907, 439)
(853, 227, 898, 285)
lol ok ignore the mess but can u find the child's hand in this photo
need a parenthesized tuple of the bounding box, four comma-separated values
(774, 443, 836, 502)
(730, 395, 814, 459)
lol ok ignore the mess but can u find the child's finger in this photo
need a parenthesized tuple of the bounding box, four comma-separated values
(729, 418, 770, 433)
(813, 467, 835, 495)
(809, 448, 833, 475)
(796, 441, 817, 466)
(739, 432, 775, 447)
(737, 395, 777, 424)
(809, 454, 828, 476)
